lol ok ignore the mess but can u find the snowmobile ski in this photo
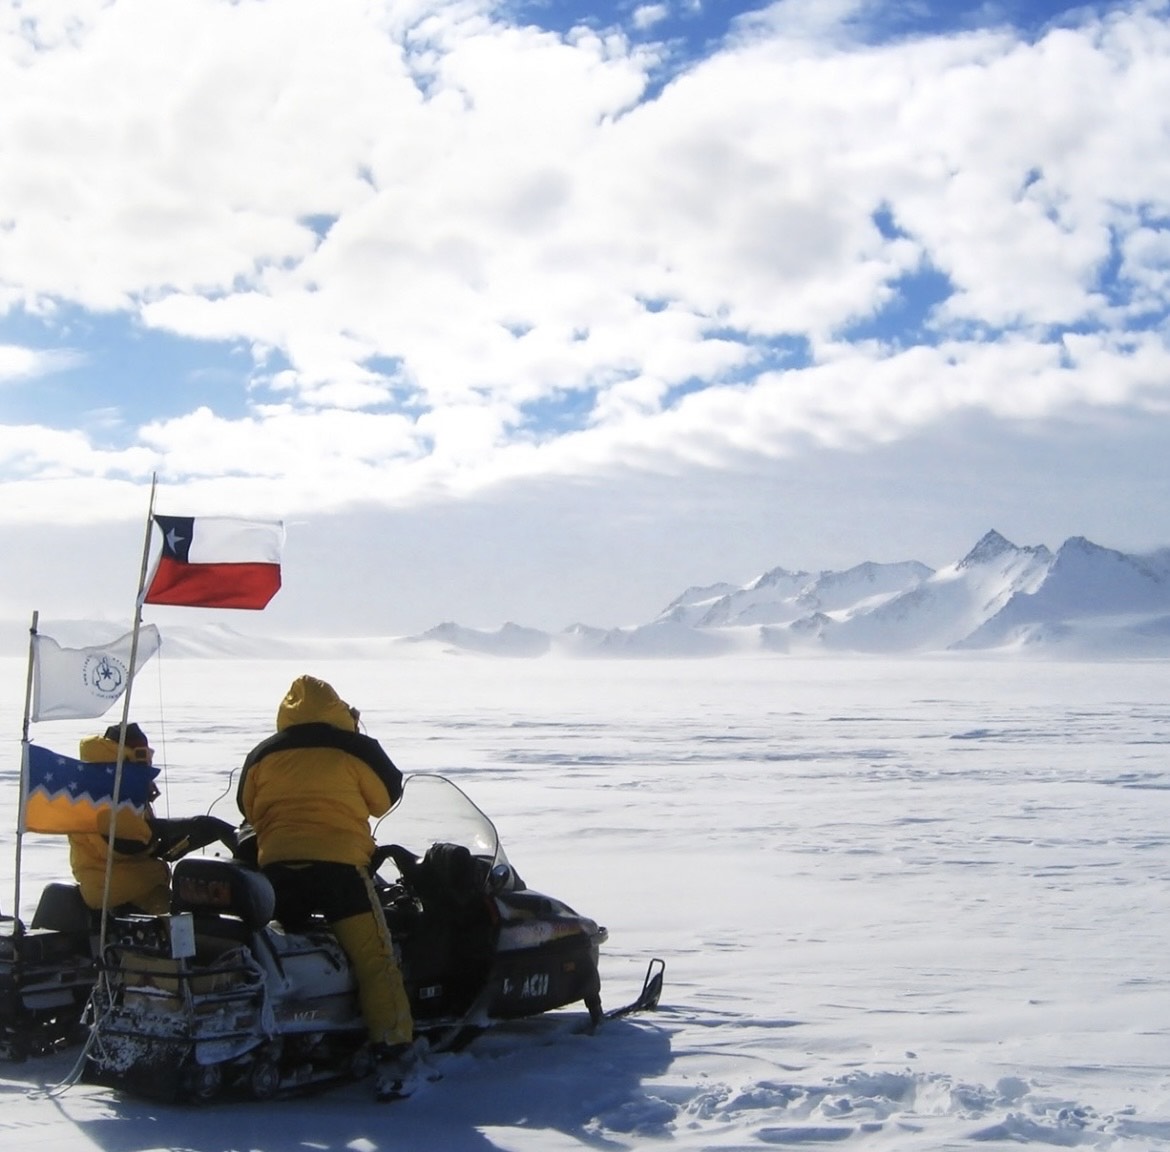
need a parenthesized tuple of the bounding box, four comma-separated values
(604, 957, 665, 1021)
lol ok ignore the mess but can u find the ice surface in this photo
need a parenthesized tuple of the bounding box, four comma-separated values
(3, 651, 1169, 1149)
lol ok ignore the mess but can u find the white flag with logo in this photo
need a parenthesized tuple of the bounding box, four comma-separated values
(31, 626, 162, 722)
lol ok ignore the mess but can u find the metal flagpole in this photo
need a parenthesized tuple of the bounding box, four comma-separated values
(51, 478, 161, 1096)
(97, 475, 159, 958)
(12, 610, 40, 933)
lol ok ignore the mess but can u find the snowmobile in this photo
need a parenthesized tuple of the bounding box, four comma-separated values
(0, 883, 98, 1060)
(1, 815, 240, 1063)
(82, 774, 664, 1102)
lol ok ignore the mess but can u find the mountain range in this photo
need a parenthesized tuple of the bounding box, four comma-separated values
(8, 531, 1170, 659)
(406, 530, 1170, 658)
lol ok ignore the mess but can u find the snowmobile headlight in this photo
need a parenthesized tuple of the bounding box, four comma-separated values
(488, 863, 513, 893)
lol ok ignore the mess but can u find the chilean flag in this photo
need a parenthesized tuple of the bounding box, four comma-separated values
(143, 515, 284, 610)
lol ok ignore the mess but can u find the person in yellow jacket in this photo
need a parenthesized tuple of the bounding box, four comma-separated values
(69, 723, 170, 914)
(237, 674, 414, 1081)
(70, 723, 239, 915)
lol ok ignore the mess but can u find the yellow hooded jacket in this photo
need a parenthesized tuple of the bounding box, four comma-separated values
(69, 735, 170, 913)
(237, 676, 403, 869)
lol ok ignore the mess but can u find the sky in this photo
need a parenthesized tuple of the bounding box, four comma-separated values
(3, 0, 1170, 637)
(3, 655, 1169, 1147)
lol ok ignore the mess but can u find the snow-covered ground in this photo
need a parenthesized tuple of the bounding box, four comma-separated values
(3, 650, 1170, 1150)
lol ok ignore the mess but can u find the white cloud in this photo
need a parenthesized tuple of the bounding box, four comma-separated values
(0, 343, 82, 381)
(1, 0, 1169, 549)
(633, 4, 670, 32)
(0, 421, 157, 483)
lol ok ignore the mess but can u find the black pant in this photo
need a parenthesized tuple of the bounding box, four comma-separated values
(263, 859, 378, 929)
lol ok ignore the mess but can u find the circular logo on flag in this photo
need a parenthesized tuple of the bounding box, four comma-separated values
(84, 654, 127, 698)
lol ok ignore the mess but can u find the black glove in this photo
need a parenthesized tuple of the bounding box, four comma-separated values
(151, 816, 239, 861)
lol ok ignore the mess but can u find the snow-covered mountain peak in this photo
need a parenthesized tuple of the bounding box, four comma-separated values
(1052, 535, 1135, 570)
(662, 580, 741, 611)
(749, 566, 814, 593)
(958, 529, 1018, 568)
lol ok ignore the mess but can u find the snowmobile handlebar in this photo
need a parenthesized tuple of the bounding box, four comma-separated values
(372, 843, 419, 878)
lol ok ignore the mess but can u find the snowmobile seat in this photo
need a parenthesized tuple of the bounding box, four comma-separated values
(171, 857, 276, 930)
(30, 883, 95, 934)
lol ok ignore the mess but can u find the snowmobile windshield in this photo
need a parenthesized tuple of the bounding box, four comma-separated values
(375, 774, 510, 873)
